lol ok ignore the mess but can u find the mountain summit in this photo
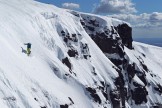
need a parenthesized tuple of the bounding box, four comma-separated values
(0, 0, 162, 108)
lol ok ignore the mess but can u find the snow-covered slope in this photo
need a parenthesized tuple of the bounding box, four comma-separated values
(130, 42, 162, 78)
(0, 0, 118, 108)
(0, 0, 162, 108)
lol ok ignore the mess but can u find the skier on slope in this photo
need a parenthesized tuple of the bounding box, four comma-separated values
(24, 43, 32, 56)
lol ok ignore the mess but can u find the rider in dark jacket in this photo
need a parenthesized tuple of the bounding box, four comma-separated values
(24, 43, 31, 56)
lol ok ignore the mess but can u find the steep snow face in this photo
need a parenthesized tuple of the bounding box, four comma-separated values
(128, 42, 162, 79)
(0, 0, 162, 108)
(0, 0, 119, 108)
(124, 42, 162, 107)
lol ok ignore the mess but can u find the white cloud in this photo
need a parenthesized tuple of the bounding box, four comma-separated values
(62, 3, 80, 10)
(149, 12, 162, 22)
(93, 0, 137, 14)
(108, 12, 162, 28)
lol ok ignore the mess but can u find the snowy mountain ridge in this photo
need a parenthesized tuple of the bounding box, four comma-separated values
(0, 0, 162, 108)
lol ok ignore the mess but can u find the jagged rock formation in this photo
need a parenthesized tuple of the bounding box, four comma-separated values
(115, 23, 133, 49)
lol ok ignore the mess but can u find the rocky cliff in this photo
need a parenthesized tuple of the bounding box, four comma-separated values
(70, 11, 162, 108)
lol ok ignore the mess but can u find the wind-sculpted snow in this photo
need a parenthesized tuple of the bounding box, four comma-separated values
(0, 0, 162, 108)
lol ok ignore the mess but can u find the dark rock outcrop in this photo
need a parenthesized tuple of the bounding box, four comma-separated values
(86, 87, 101, 104)
(131, 87, 148, 104)
(62, 57, 72, 71)
(127, 63, 135, 82)
(60, 104, 68, 108)
(67, 47, 78, 58)
(110, 90, 121, 108)
(115, 24, 133, 49)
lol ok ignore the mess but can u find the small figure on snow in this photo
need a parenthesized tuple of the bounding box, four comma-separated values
(24, 43, 31, 56)
(21, 43, 32, 56)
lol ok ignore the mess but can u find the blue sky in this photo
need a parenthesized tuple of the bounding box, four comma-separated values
(36, 0, 162, 38)
(133, 0, 162, 14)
(36, 0, 99, 13)
(36, 0, 162, 14)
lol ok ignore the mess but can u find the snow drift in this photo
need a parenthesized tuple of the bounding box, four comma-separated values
(0, 0, 162, 108)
